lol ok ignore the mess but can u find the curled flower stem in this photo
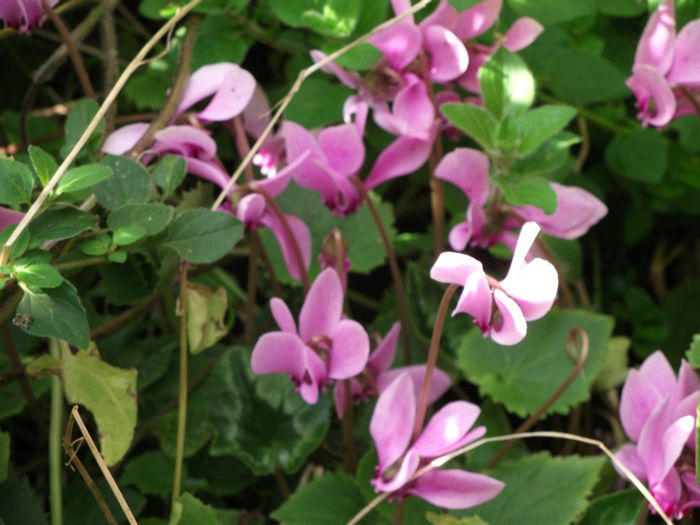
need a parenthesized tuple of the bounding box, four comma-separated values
(351, 176, 411, 363)
(413, 283, 459, 442)
(249, 183, 310, 293)
(41, 0, 96, 100)
(486, 328, 590, 469)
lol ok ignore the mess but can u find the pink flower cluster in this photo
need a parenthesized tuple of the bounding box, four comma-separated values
(616, 351, 700, 519)
(628, 0, 700, 126)
(0, 0, 57, 34)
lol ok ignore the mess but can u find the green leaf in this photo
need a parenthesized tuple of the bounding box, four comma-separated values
(478, 48, 535, 121)
(595, 336, 631, 391)
(63, 479, 145, 525)
(342, 193, 397, 273)
(500, 178, 557, 214)
(456, 309, 614, 417)
(15, 281, 90, 349)
(441, 103, 498, 150)
(15, 263, 63, 289)
(151, 154, 187, 194)
(62, 345, 137, 466)
(80, 234, 111, 256)
(112, 226, 147, 246)
(60, 98, 105, 159)
(107, 203, 174, 236)
(95, 155, 153, 209)
(537, 234, 582, 282)
(55, 164, 112, 195)
(606, 129, 668, 183)
(594, 0, 646, 16)
(428, 514, 488, 525)
(459, 453, 603, 524)
(28, 145, 58, 187)
(28, 206, 97, 244)
(164, 209, 243, 264)
(517, 105, 577, 156)
(286, 77, 354, 129)
(169, 493, 220, 525)
(579, 488, 644, 525)
(108, 251, 127, 264)
(510, 131, 580, 177)
(686, 334, 700, 367)
(321, 42, 381, 71)
(0, 432, 8, 483)
(447, 0, 481, 10)
(507, 0, 596, 25)
(98, 255, 157, 305)
(185, 283, 229, 354)
(0, 158, 34, 205)
(0, 470, 49, 525)
(0, 226, 30, 262)
(120, 451, 178, 496)
(192, 16, 249, 69)
(272, 472, 370, 525)
(545, 50, 628, 105)
(271, 0, 360, 37)
(25, 354, 63, 377)
(207, 349, 331, 475)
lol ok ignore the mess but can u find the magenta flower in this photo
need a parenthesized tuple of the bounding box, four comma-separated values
(0, 206, 24, 232)
(0, 0, 58, 34)
(615, 351, 700, 519)
(332, 322, 451, 418)
(431, 222, 558, 345)
(627, 0, 700, 126)
(370, 372, 504, 508)
(284, 121, 365, 216)
(251, 268, 370, 404)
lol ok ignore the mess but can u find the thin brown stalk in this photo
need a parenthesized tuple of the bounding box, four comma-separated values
(274, 469, 291, 500)
(232, 116, 255, 182)
(68, 406, 138, 525)
(100, 9, 119, 134)
(392, 500, 406, 525)
(0, 289, 24, 325)
(574, 114, 589, 173)
(41, 0, 96, 99)
(250, 183, 310, 293)
(412, 283, 459, 441)
(244, 235, 258, 345)
(63, 417, 118, 525)
(128, 14, 201, 157)
(172, 264, 189, 504)
(486, 328, 590, 468)
(350, 176, 411, 363)
(250, 230, 283, 298)
(341, 380, 357, 473)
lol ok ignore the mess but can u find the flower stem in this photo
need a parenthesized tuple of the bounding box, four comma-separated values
(342, 380, 357, 473)
(351, 176, 412, 363)
(172, 264, 189, 506)
(413, 283, 459, 441)
(244, 233, 258, 345)
(486, 328, 590, 469)
(49, 338, 64, 525)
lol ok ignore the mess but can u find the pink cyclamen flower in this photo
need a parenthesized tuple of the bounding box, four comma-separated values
(0, 0, 58, 34)
(616, 351, 700, 519)
(370, 372, 504, 508)
(431, 222, 558, 345)
(0, 206, 24, 233)
(627, 0, 700, 126)
(251, 268, 370, 404)
(332, 322, 452, 418)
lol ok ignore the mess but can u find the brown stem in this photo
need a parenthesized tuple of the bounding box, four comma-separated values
(341, 380, 357, 473)
(128, 14, 201, 157)
(0, 366, 25, 387)
(90, 292, 163, 340)
(350, 176, 411, 363)
(250, 184, 310, 293)
(676, 85, 700, 117)
(574, 114, 589, 174)
(392, 500, 406, 525)
(41, 0, 96, 100)
(0, 323, 47, 434)
(412, 283, 459, 441)
(0, 289, 24, 326)
(172, 264, 189, 503)
(0, 0, 92, 40)
(244, 233, 258, 345)
(100, 9, 119, 135)
(486, 327, 590, 468)
(250, 230, 283, 298)
(63, 416, 119, 525)
(274, 468, 291, 500)
(232, 116, 255, 182)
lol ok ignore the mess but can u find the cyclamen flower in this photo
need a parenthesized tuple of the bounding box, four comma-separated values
(0, 206, 24, 232)
(627, 0, 700, 126)
(0, 0, 58, 34)
(251, 268, 370, 404)
(431, 222, 558, 345)
(370, 372, 504, 508)
(332, 322, 452, 418)
(615, 351, 700, 519)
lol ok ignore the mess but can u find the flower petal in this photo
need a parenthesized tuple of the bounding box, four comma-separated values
(614, 444, 647, 481)
(634, 0, 675, 74)
(627, 64, 676, 127)
(328, 319, 370, 380)
(393, 78, 435, 134)
(260, 212, 311, 281)
(370, 373, 416, 472)
(407, 469, 505, 509)
(430, 252, 483, 285)
(364, 134, 434, 190)
(434, 148, 490, 204)
(269, 297, 296, 333)
(424, 26, 469, 83)
(412, 401, 481, 458)
(667, 20, 700, 85)
(490, 289, 527, 345)
(368, 322, 401, 374)
(299, 267, 343, 340)
(377, 365, 451, 406)
(368, 20, 422, 71)
(0, 206, 25, 232)
(102, 123, 149, 155)
(251, 331, 306, 379)
(453, 269, 492, 331)
(502, 17, 543, 52)
(456, 0, 502, 40)
(318, 124, 365, 177)
(236, 193, 266, 226)
(500, 258, 558, 321)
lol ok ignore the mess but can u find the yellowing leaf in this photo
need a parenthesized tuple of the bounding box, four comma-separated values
(185, 283, 229, 354)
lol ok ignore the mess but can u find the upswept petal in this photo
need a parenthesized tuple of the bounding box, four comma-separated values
(332, 378, 363, 418)
(448, 221, 473, 251)
(620, 368, 668, 441)
(392, 78, 435, 135)
(0, 0, 57, 34)
(424, 25, 469, 83)
(500, 258, 558, 321)
(102, 123, 149, 155)
(453, 270, 492, 330)
(434, 148, 490, 204)
(299, 268, 344, 341)
(490, 289, 527, 345)
(242, 85, 271, 139)
(368, 322, 401, 374)
(260, 212, 311, 281)
(284, 122, 338, 203)
(184, 158, 231, 190)
(614, 444, 648, 481)
(254, 149, 309, 198)
(368, 20, 422, 71)
(372, 449, 421, 493)
(502, 17, 543, 52)
(502, 221, 540, 281)
(376, 365, 451, 407)
(0, 206, 24, 232)
(364, 134, 434, 190)
(678, 360, 700, 399)
(318, 124, 365, 177)
(251, 331, 306, 379)
(154, 125, 217, 158)
(236, 193, 266, 225)
(310, 50, 361, 90)
(299, 348, 327, 404)
(638, 350, 678, 398)
(430, 251, 483, 285)
(328, 319, 370, 380)
(412, 401, 481, 458)
(456, 0, 502, 41)
(370, 373, 416, 471)
(667, 20, 700, 85)
(407, 469, 505, 509)
(634, 0, 675, 74)
(627, 65, 677, 127)
(652, 468, 683, 517)
(269, 297, 296, 333)
(419, 1, 459, 34)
